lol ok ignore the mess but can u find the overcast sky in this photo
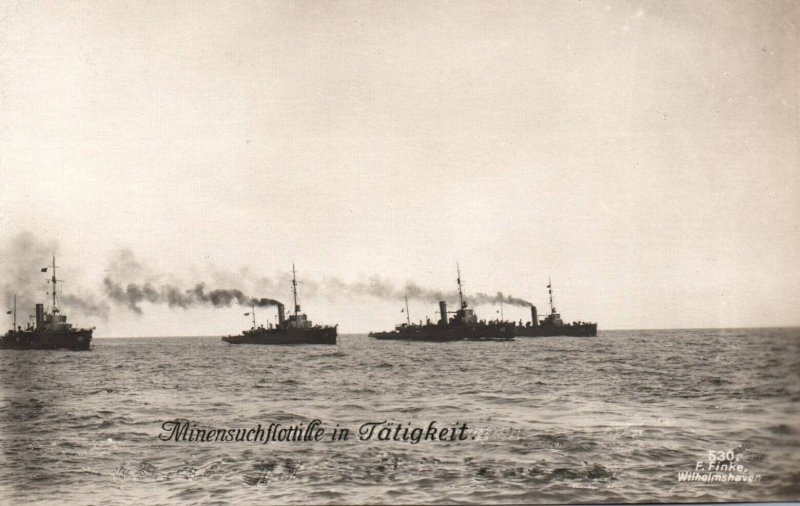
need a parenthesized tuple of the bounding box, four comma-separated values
(1, 0, 798, 336)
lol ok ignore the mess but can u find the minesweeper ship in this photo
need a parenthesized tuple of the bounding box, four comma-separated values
(1, 256, 94, 350)
(222, 264, 337, 345)
(368, 266, 516, 342)
(515, 280, 597, 337)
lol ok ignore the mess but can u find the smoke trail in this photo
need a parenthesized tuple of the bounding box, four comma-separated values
(0, 231, 110, 319)
(251, 297, 284, 308)
(60, 294, 110, 318)
(471, 291, 533, 307)
(319, 278, 533, 307)
(102, 278, 283, 314)
(401, 281, 455, 303)
(0, 232, 58, 311)
(407, 286, 532, 307)
(3, 235, 533, 321)
(100, 250, 289, 314)
(322, 275, 401, 300)
(100, 249, 532, 316)
(190, 283, 283, 309)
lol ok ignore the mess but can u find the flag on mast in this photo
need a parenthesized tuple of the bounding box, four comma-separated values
(41, 267, 48, 272)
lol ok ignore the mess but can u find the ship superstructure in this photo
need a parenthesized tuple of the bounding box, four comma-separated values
(515, 279, 597, 337)
(1, 256, 94, 350)
(222, 264, 337, 345)
(369, 265, 516, 342)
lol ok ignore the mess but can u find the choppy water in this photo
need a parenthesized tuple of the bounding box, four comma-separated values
(1, 328, 799, 504)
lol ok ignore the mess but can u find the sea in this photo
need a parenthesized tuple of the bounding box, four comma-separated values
(1, 328, 799, 504)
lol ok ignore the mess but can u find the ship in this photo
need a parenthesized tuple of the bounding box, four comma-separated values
(368, 265, 516, 342)
(1, 256, 94, 350)
(515, 279, 597, 337)
(222, 264, 337, 345)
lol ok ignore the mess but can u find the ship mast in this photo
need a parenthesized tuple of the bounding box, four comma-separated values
(251, 301, 256, 329)
(51, 254, 59, 314)
(404, 294, 411, 326)
(456, 263, 466, 309)
(292, 262, 299, 318)
(12, 294, 16, 330)
(548, 277, 555, 315)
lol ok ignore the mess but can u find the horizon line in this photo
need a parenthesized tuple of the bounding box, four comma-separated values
(93, 325, 800, 339)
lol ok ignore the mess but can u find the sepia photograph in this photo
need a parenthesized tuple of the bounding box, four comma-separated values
(1, 0, 798, 504)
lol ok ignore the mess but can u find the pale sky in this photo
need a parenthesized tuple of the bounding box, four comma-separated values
(1, 0, 798, 336)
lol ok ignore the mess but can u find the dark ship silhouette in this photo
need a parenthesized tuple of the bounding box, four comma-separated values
(515, 279, 597, 337)
(222, 264, 337, 345)
(1, 256, 94, 350)
(369, 266, 516, 342)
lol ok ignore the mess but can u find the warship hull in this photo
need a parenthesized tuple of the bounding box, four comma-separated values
(3, 258, 95, 351)
(223, 326, 337, 345)
(0, 329, 93, 350)
(515, 323, 597, 338)
(369, 271, 516, 342)
(369, 323, 515, 342)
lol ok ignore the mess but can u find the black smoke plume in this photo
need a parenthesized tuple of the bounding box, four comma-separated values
(102, 278, 283, 314)
(100, 248, 285, 314)
(3, 243, 529, 318)
(318, 277, 533, 307)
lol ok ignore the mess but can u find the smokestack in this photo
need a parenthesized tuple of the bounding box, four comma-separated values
(439, 301, 447, 325)
(277, 303, 285, 325)
(35, 303, 44, 329)
(530, 305, 538, 326)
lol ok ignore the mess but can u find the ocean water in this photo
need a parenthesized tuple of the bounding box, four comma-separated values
(1, 328, 799, 504)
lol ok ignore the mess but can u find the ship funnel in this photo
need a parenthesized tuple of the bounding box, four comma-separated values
(530, 305, 538, 326)
(439, 301, 448, 325)
(35, 303, 44, 329)
(277, 304, 285, 325)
